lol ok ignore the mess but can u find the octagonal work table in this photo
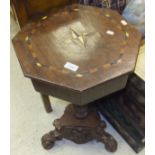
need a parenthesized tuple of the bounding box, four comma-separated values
(12, 4, 141, 152)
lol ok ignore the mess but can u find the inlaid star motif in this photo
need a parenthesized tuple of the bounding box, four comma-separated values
(70, 28, 88, 47)
(64, 27, 98, 48)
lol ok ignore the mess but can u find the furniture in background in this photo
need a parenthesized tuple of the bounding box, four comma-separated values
(98, 73, 145, 153)
(11, 0, 78, 28)
(97, 39, 145, 153)
(79, 0, 126, 13)
(12, 4, 141, 152)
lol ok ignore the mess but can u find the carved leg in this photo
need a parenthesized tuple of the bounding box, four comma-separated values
(96, 123, 117, 152)
(41, 104, 117, 152)
(42, 130, 62, 149)
(41, 94, 52, 113)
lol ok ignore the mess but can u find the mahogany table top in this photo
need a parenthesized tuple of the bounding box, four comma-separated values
(13, 4, 141, 94)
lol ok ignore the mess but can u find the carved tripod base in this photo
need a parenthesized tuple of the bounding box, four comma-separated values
(41, 104, 117, 152)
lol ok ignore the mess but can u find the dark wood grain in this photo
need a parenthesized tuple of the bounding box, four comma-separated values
(31, 74, 128, 105)
(12, 5, 141, 87)
(41, 104, 117, 152)
(13, 4, 141, 105)
(12, 4, 142, 151)
(11, 0, 77, 28)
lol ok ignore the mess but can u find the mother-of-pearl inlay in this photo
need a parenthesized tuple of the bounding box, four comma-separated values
(24, 7, 130, 78)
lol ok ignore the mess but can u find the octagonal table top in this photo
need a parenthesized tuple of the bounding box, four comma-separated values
(13, 4, 141, 92)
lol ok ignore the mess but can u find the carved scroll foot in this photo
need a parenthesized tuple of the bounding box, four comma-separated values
(41, 104, 117, 152)
(41, 130, 62, 150)
(96, 123, 117, 152)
